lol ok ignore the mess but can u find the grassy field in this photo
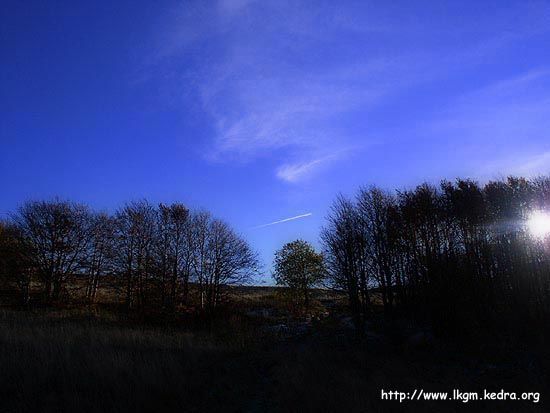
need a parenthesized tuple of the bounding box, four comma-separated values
(0, 285, 548, 412)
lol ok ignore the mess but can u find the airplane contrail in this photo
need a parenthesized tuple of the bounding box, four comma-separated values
(253, 212, 312, 229)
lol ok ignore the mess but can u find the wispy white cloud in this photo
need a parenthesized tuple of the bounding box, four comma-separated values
(200, 55, 391, 164)
(517, 151, 550, 176)
(148, 1, 420, 181)
(418, 68, 550, 179)
(147, 0, 550, 183)
(480, 150, 550, 180)
(253, 212, 312, 229)
(428, 69, 550, 143)
(275, 148, 356, 182)
(277, 158, 329, 183)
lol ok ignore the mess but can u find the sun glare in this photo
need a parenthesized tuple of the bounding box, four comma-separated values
(527, 211, 550, 239)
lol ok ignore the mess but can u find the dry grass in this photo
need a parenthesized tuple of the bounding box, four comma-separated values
(0, 285, 548, 412)
(0, 309, 263, 412)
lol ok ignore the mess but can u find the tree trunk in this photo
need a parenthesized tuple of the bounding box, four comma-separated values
(44, 279, 52, 300)
(52, 279, 62, 301)
(21, 281, 30, 307)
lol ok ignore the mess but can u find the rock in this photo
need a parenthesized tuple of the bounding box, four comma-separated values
(404, 330, 435, 351)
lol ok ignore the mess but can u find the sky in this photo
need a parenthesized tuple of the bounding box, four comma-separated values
(2, 0, 550, 283)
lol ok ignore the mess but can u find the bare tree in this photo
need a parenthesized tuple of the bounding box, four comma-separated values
(156, 203, 190, 310)
(189, 211, 211, 309)
(357, 187, 398, 314)
(114, 201, 157, 310)
(321, 195, 369, 334)
(323, 176, 550, 337)
(0, 221, 34, 305)
(208, 219, 258, 305)
(83, 212, 116, 303)
(190, 212, 258, 311)
(13, 200, 91, 301)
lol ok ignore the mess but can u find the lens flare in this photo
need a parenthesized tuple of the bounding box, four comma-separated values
(527, 211, 550, 239)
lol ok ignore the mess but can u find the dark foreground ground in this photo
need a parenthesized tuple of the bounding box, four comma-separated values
(0, 287, 548, 412)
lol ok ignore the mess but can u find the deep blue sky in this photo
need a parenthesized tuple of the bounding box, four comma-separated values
(2, 1, 550, 283)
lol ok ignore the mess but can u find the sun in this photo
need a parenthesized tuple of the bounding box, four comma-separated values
(527, 211, 550, 239)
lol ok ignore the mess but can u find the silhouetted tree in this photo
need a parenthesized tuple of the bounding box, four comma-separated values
(195, 215, 258, 311)
(13, 200, 91, 301)
(321, 195, 369, 334)
(156, 203, 190, 310)
(323, 175, 550, 337)
(83, 212, 116, 303)
(114, 201, 157, 310)
(0, 222, 34, 305)
(357, 187, 399, 314)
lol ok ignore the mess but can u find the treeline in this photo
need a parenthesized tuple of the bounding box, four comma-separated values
(321, 176, 550, 336)
(2, 175, 550, 339)
(0, 200, 258, 311)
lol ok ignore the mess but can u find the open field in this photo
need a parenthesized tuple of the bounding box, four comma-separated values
(0, 284, 548, 413)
